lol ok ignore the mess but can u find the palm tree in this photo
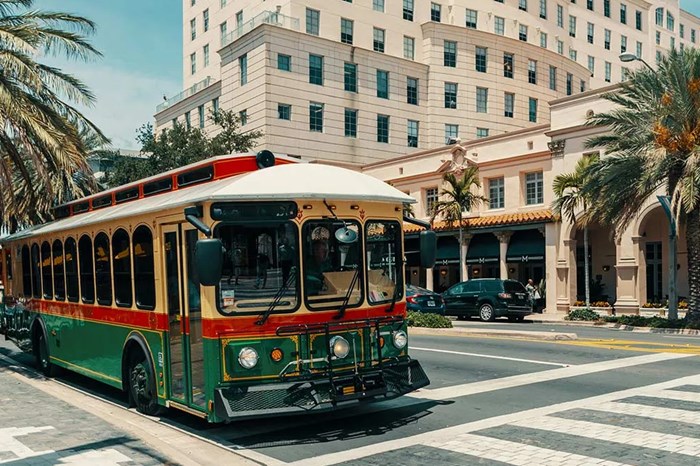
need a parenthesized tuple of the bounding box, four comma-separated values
(430, 166, 486, 282)
(583, 47, 700, 322)
(0, 0, 106, 225)
(552, 154, 599, 308)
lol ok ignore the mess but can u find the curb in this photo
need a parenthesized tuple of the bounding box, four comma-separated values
(409, 326, 578, 341)
(524, 318, 700, 336)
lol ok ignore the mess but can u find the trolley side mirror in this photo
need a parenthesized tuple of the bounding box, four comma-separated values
(195, 239, 223, 286)
(419, 230, 437, 269)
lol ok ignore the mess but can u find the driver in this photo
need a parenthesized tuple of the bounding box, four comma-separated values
(305, 239, 331, 295)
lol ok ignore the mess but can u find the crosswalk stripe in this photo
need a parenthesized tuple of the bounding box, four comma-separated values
(510, 416, 700, 456)
(585, 400, 700, 425)
(429, 433, 633, 466)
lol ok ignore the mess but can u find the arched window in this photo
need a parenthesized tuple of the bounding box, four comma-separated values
(79, 235, 95, 304)
(31, 244, 41, 299)
(94, 232, 112, 306)
(41, 241, 53, 299)
(53, 240, 65, 301)
(65, 238, 79, 302)
(112, 229, 132, 307)
(133, 226, 155, 310)
(21, 245, 31, 297)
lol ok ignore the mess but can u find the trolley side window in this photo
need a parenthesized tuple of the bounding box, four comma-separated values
(79, 235, 95, 304)
(53, 239, 66, 301)
(41, 241, 53, 299)
(22, 245, 31, 297)
(31, 243, 41, 299)
(65, 238, 79, 302)
(133, 226, 155, 310)
(112, 228, 132, 308)
(365, 220, 403, 304)
(94, 233, 112, 306)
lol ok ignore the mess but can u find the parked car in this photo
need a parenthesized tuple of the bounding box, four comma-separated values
(442, 279, 532, 322)
(406, 284, 445, 315)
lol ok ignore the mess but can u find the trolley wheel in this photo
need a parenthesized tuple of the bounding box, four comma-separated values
(35, 331, 59, 377)
(127, 352, 161, 416)
(479, 303, 496, 322)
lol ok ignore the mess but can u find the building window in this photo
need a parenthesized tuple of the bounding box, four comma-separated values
(504, 92, 514, 118)
(525, 172, 543, 204)
(604, 0, 610, 17)
(309, 103, 323, 132)
(620, 35, 627, 53)
(309, 54, 323, 85)
(220, 21, 227, 41)
(407, 77, 418, 105)
(404, 36, 415, 60)
(604, 29, 611, 50)
(239, 54, 247, 85)
(667, 12, 674, 31)
(341, 18, 353, 44)
(569, 15, 576, 37)
(586, 0, 593, 11)
(692, 29, 696, 43)
(373, 28, 385, 53)
(239, 109, 247, 125)
(344, 108, 357, 137)
(377, 114, 390, 143)
(235, 10, 243, 28)
(605, 61, 611, 82)
(586, 22, 593, 43)
(198, 105, 205, 128)
(620, 4, 627, 24)
(377, 70, 389, 99)
(203, 9, 209, 32)
(540, 32, 547, 48)
(528, 97, 537, 122)
(212, 97, 219, 115)
(278, 103, 291, 120)
(569, 48, 577, 62)
(519, 0, 527, 11)
(190, 52, 196, 75)
(465, 9, 477, 29)
(203, 44, 210, 67)
(344, 62, 357, 92)
(587, 55, 595, 74)
(680, 24, 685, 38)
(519, 24, 528, 41)
(407, 120, 419, 147)
(636, 41, 643, 58)
(403, 0, 414, 21)
(431, 2, 441, 22)
(425, 187, 438, 215)
(306, 8, 320, 35)
(474, 47, 487, 72)
(444, 82, 457, 108)
(549, 66, 557, 90)
(656, 7, 664, 26)
(635, 11, 642, 31)
(444, 40, 457, 67)
(527, 59, 537, 84)
(656, 31, 661, 45)
(580, 79, 586, 92)
(539, 0, 547, 19)
(278, 53, 291, 71)
(185, 111, 191, 129)
(190, 18, 196, 40)
(476, 87, 488, 113)
(557, 39, 564, 55)
(489, 178, 504, 209)
(374, 0, 385, 12)
(444, 124, 458, 144)
(557, 5, 563, 27)
(494, 16, 505, 35)
(503, 53, 514, 78)
(476, 127, 489, 138)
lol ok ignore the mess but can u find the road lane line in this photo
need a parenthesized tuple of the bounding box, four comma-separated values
(409, 352, 694, 401)
(409, 346, 572, 367)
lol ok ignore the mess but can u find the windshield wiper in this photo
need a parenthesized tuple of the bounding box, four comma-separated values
(256, 270, 295, 326)
(386, 284, 401, 313)
(333, 267, 360, 320)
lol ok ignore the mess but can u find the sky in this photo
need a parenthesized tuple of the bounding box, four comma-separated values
(29, 0, 700, 150)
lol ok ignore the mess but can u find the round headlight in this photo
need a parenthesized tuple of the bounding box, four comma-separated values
(392, 330, 407, 349)
(329, 336, 350, 359)
(238, 347, 259, 369)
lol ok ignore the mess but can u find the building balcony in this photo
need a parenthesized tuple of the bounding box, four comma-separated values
(221, 10, 300, 48)
(156, 76, 212, 113)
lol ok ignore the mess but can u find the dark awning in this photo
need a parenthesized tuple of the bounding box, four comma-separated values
(466, 233, 499, 264)
(435, 236, 460, 264)
(507, 229, 545, 262)
(404, 237, 420, 266)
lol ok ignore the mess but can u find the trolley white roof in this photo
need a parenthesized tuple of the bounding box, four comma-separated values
(3, 163, 414, 242)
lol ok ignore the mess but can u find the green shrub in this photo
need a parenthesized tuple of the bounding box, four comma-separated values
(566, 308, 601, 321)
(406, 311, 453, 328)
(604, 315, 696, 329)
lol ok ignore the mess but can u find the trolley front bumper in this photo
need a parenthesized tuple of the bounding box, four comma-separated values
(213, 358, 429, 421)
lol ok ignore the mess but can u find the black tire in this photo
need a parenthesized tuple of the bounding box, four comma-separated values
(127, 352, 161, 416)
(508, 316, 526, 322)
(456, 314, 468, 321)
(479, 303, 496, 322)
(35, 331, 59, 377)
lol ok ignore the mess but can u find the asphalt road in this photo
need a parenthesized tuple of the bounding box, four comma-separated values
(2, 324, 700, 465)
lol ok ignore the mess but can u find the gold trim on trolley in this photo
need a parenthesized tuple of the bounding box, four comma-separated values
(220, 334, 301, 382)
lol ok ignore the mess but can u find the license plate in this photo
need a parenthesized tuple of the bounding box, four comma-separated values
(516, 293, 525, 299)
(427, 300, 435, 307)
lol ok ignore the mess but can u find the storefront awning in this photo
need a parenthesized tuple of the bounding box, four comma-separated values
(507, 229, 545, 263)
(435, 236, 460, 264)
(466, 233, 499, 264)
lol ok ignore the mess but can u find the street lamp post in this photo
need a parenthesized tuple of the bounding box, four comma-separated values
(657, 195, 678, 319)
(619, 53, 654, 72)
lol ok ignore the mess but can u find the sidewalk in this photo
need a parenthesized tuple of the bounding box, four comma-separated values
(523, 311, 700, 336)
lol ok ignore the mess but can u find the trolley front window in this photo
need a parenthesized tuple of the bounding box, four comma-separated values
(366, 220, 403, 304)
(215, 221, 300, 315)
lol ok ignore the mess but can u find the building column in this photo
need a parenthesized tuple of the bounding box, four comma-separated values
(494, 231, 512, 279)
(544, 222, 558, 314)
(614, 237, 640, 314)
(459, 233, 472, 282)
(557, 239, 577, 312)
(632, 235, 646, 307)
(425, 267, 434, 291)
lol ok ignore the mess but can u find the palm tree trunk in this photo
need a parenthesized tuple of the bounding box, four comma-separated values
(686, 208, 700, 322)
(459, 226, 464, 282)
(584, 226, 590, 307)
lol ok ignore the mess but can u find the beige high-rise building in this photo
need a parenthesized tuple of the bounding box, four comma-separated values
(156, 1, 699, 164)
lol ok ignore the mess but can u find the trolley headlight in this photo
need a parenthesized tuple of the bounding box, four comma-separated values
(392, 330, 408, 349)
(238, 347, 259, 369)
(329, 336, 350, 359)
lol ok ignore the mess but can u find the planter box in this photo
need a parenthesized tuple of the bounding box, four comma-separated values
(569, 306, 612, 316)
(639, 308, 687, 319)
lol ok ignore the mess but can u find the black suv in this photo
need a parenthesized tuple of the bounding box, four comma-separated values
(442, 279, 532, 322)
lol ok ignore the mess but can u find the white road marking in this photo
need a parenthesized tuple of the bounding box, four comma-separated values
(409, 346, 572, 367)
(287, 371, 700, 465)
(58, 449, 132, 465)
(586, 400, 700, 425)
(409, 352, 694, 401)
(0, 426, 55, 464)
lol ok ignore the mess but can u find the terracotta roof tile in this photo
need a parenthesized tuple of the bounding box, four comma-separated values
(404, 209, 553, 233)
